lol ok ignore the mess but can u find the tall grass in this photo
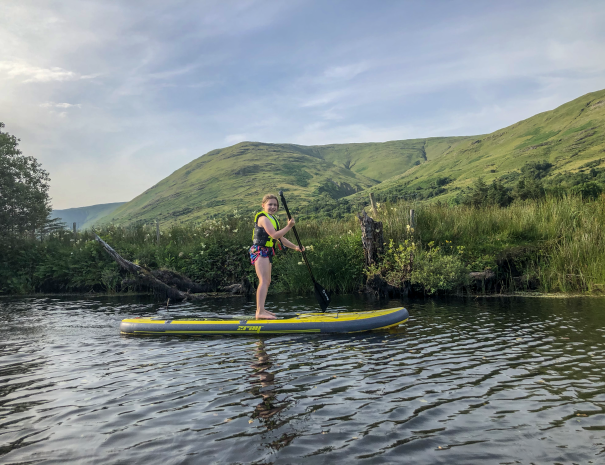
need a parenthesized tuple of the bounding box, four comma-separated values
(373, 194, 605, 293)
(2, 195, 604, 295)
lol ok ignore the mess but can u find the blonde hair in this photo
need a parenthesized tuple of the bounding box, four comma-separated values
(261, 194, 279, 210)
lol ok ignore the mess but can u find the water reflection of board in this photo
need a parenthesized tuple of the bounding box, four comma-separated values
(120, 307, 409, 335)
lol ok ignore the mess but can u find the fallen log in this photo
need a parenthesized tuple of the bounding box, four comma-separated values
(469, 269, 497, 293)
(94, 234, 201, 301)
(151, 269, 213, 293)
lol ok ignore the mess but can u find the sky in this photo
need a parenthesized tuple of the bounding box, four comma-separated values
(2, 0, 605, 209)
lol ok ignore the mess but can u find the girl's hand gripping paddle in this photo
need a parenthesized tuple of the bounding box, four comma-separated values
(279, 191, 331, 312)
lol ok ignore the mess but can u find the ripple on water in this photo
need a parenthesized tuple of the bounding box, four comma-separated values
(1, 295, 605, 464)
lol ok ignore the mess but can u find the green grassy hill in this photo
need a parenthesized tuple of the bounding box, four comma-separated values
(96, 88, 605, 226)
(51, 202, 126, 230)
(350, 88, 605, 202)
(100, 137, 469, 225)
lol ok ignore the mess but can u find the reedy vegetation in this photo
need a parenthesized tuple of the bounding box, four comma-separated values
(2, 196, 604, 296)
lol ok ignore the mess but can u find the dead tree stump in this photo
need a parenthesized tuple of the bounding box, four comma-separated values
(357, 210, 384, 267)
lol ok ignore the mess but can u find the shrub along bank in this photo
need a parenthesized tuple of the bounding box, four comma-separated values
(1, 195, 604, 296)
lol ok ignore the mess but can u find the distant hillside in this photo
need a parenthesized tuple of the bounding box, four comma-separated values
(93, 88, 605, 226)
(349, 89, 605, 202)
(100, 137, 469, 225)
(51, 202, 126, 230)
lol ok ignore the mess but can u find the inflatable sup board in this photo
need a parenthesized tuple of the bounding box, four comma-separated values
(120, 307, 409, 335)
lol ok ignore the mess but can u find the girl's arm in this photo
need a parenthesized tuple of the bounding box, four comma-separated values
(259, 216, 295, 240)
(280, 237, 304, 252)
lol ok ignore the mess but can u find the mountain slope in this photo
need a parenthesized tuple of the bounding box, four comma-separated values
(290, 137, 472, 181)
(51, 202, 126, 230)
(349, 88, 605, 201)
(100, 137, 470, 224)
(95, 88, 605, 226)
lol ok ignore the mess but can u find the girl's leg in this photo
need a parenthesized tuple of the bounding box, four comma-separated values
(255, 257, 276, 319)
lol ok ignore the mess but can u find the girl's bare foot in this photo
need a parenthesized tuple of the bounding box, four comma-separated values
(256, 310, 277, 320)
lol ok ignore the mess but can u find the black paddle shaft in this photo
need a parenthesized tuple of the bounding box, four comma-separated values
(278, 192, 315, 280)
(279, 191, 331, 311)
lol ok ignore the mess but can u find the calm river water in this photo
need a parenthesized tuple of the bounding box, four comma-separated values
(1, 295, 604, 464)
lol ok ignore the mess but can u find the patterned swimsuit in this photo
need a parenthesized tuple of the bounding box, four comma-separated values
(249, 245, 274, 265)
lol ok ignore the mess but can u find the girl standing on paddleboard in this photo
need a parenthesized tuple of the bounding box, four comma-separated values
(250, 194, 304, 320)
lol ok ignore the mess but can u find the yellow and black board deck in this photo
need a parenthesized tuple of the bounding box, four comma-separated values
(120, 307, 409, 335)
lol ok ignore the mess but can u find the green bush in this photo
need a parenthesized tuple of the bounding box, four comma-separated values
(366, 239, 415, 288)
(410, 242, 469, 294)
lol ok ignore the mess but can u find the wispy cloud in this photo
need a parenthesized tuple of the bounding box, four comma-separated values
(323, 62, 369, 81)
(0, 61, 96, 83)
(40, 102, 82, 109)
(300, 90, 349, 108)
(1, 0, 605, 208)
(224, 134, 249, 145)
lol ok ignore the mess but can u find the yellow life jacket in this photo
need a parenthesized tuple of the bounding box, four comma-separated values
(252, 212, 281, 247)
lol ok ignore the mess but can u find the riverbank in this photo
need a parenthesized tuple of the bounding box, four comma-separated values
(1, 195, 603, 297)
(3, 290, 602, 300)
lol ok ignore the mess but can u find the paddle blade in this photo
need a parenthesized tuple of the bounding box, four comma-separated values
(314, 281, 331, 312)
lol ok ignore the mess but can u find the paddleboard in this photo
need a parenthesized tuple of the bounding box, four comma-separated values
(120, 307, 409, 335)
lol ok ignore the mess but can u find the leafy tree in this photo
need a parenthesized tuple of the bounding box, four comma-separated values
(520, 160, 553, 180)
(0, 123, 51, 239)
(432, 176, 451, 188)
(513, 178, 545, 201)
(571, 181, 602, 200)
(486, 179, 512, 207)
(461, 178, 512, 207)
(462, 177, 488, 207)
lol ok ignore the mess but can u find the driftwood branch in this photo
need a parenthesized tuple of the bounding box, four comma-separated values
(151, 269, 213, 293)
(94, 234, 201, 301)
